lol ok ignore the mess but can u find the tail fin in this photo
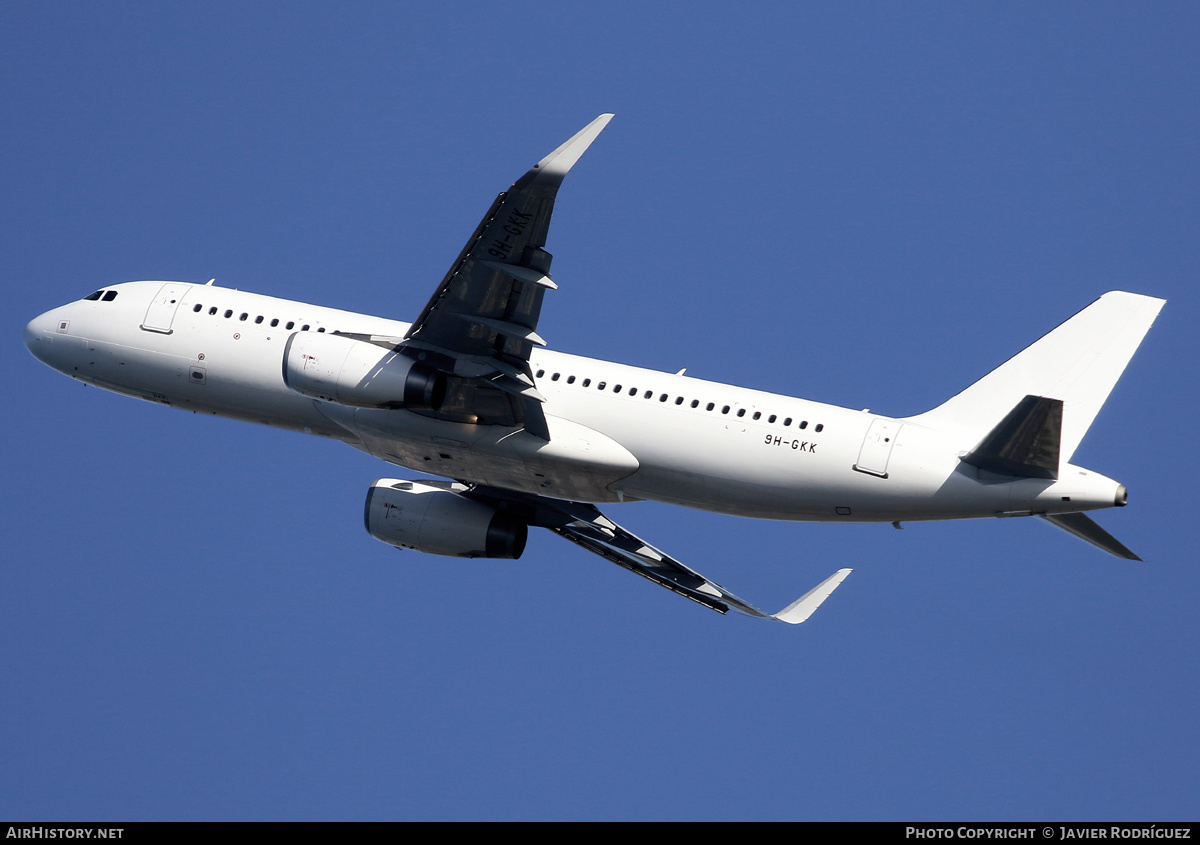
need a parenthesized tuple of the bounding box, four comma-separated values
(909, 291, 1165, 461)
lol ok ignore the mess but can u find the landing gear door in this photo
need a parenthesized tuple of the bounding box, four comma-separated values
(854, 418, 901, 478)
(141, 283, 189, 334)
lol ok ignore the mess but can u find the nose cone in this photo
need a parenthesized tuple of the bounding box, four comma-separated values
(25, 314, 46, 357)
(25, 309, 62, 366)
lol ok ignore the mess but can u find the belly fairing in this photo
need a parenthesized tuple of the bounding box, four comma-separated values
(314, 403, 639, 503)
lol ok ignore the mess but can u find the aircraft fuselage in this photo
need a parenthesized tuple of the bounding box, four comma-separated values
(25, 279, 1126, 524)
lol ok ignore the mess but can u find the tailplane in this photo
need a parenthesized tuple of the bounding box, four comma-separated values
(1039, 512, 1142, 561)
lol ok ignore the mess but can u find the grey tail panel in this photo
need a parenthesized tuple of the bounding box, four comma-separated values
(962, 395, 1062, 479)
(1040, 512, 1142, 561)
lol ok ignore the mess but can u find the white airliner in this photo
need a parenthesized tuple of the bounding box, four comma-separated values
(24, 114, 1165, 624)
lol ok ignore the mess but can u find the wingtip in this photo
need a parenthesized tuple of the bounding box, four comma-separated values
(774, 568, 852, 625)
(526, 114, 614, 184)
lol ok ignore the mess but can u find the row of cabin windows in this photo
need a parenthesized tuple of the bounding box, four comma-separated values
(533, 368, 825, 432)
(190, 302, 330, 333)
(84, 291, 331, 334)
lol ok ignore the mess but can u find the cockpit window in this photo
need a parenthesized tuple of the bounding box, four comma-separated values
(102, 291, 118, 301)
(84, 290, 104, 301)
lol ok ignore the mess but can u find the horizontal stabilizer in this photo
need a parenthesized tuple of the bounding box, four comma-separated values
(962, 395, 1062, 479)
(1039, 512, 1142, 560)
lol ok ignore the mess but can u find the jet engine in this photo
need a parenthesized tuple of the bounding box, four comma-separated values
(283, 332, 445, 410)
(364, 479, 527, 559)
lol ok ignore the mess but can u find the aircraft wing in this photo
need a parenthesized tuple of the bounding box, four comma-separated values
(466, 486, 851, 623)
(402, 114, 614, 440)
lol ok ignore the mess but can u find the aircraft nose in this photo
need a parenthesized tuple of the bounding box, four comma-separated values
(24, 310, 58, 364)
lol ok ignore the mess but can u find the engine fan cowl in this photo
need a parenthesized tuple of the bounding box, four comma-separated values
(282, 331, 445, 410)
(364, 479, 527, 559)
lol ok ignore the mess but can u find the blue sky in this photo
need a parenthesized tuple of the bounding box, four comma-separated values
(3, 2, 1197, 821)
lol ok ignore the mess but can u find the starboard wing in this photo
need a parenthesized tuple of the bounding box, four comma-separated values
(401, 115, 614, 439)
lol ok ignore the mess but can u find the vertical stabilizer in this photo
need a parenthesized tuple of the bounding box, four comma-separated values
(909, 292, 1164, 461)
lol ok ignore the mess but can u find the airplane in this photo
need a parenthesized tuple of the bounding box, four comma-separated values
(23, 114, 1165, 624)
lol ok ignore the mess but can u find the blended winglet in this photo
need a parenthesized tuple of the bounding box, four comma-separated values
(774, 569, 853, 624)
(515, 113, 614, 191)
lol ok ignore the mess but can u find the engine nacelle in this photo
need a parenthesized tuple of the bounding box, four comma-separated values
(282, 331, 445, 410)
(364, 479, 527, 559)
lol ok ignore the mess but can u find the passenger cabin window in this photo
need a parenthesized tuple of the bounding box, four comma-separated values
(286, 321, 294, 330)
(255, 315, 264, 324)
(224, 310, 233, 318)
(239, 313, 248, 321)
(193, 304, 202, 312)
(567, 376, 576, 384)
(209, 307, 218, 315)
(270, 318, 279, 327)
(815, 424, 824, 432)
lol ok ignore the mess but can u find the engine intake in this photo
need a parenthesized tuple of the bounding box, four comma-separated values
(364, 479, 527, 559)
(283, 332, 445, 410)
